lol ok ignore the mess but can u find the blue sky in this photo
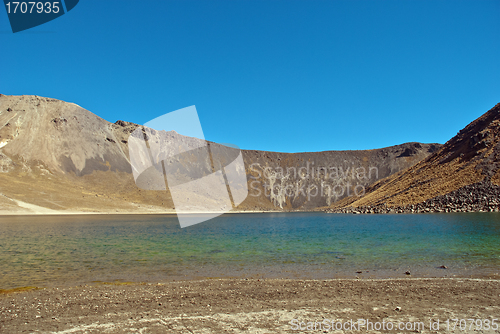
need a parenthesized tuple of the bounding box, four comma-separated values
(1, 0, 499, 153)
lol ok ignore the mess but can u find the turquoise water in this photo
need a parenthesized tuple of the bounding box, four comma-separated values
(1, 213, 499, 289)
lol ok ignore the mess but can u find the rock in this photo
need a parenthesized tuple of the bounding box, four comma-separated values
(405, 271, 411, 275)
(51, 117, 67, 126)
(115, 120, 128, 127)
(325, 180, 500, 215)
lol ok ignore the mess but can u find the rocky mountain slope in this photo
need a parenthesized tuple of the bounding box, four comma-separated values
(330, 102, 500, 213)
(0, 94, 439, 213)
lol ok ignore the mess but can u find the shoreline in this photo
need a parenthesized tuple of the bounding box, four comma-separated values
(3, 269, 500, 293)
(2, 209, 500, 216)
(0, 209, 319, 216)
(2, 276, 500, 293)
(2, 277, 499, 333)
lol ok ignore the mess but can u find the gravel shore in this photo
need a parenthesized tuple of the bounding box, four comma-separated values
(328, 181, 500, 214)
(1, 278, 499, 333)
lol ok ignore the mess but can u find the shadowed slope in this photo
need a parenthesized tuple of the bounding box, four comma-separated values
(331, 103, 500, 211)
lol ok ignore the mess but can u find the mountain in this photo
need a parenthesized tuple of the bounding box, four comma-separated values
(330, 102, 500, 213)
(0, 94, 439, 214)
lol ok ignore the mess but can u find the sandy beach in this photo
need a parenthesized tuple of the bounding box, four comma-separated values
(1, 278, 499, 333)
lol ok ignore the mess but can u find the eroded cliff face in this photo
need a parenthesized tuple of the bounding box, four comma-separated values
(240, 143, 438, 210)
(0, 94, 439, 213)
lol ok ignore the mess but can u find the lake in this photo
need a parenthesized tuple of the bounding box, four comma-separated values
(1, 212, 499, 289)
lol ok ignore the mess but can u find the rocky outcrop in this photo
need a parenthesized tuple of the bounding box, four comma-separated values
(330, 102, 500, 212)
(328, 180, 500, 214)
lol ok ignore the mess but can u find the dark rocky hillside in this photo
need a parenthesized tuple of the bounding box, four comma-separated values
(329, 102, 500, 213)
